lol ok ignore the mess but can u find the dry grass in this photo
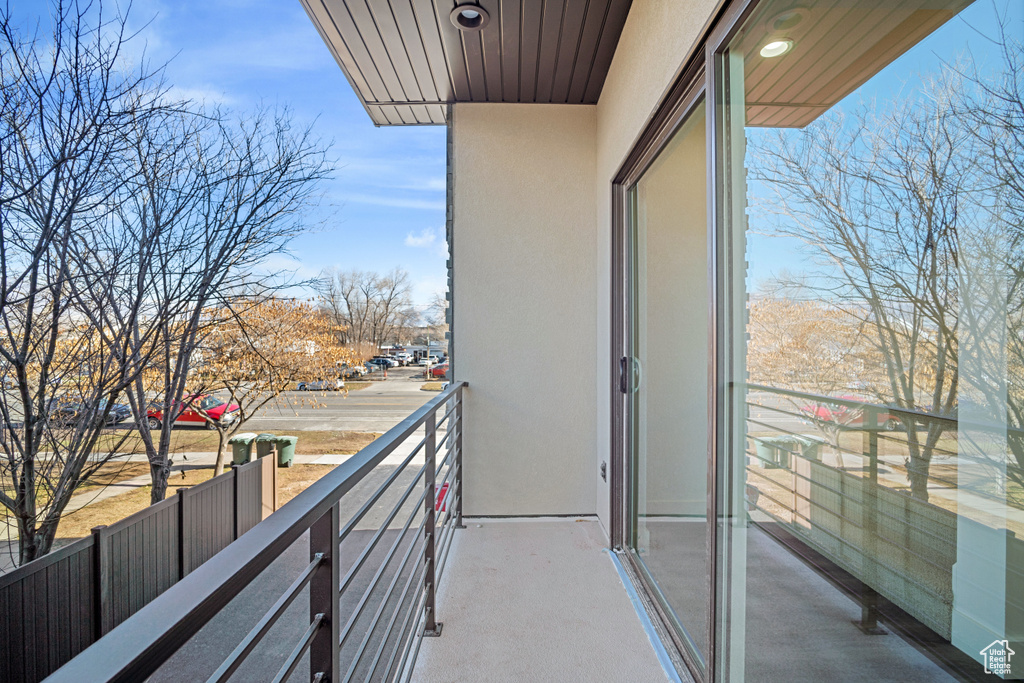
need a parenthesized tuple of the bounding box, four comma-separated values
(56, 463, 339, 540)
(75, 461, 153, 495)
(276, 465, 337, 506)
(92, 429, 380, 457)
(56, 466, 216, 539)
(420, 382, 444, 392)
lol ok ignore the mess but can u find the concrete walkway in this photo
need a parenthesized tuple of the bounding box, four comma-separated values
(413, 519, 676, 683)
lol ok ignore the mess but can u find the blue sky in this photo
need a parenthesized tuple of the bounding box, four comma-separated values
(745, 0, 1024, 290)
(745, 0, 1023, 293)
(20, 0, 448, 308)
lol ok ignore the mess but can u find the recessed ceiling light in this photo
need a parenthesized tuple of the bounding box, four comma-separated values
(760, 39, 794, 58)
(450, 4, 490, 31)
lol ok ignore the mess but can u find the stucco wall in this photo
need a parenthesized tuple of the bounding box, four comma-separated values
(593, 0, 722, 532)
(452, 103, 598, 516)
(450, 0, 721, 523)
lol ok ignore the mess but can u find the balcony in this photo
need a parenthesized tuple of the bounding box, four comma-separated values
(24, 381, 1021, 682)
(37, 382, 677, 683)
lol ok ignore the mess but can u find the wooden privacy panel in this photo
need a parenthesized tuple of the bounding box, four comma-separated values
(0, 537, 94, 682)
(97, 496, 180, 634)
(0, 456, 277, 681)
(234, 456, 274, 537)
(181, 473, 236, 575)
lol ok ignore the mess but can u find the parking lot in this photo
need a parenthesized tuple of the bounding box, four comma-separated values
(243, 366, 439, 432)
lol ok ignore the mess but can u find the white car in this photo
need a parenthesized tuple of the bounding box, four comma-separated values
(415, 356, 436, 366)
(297, 378, 345, 391)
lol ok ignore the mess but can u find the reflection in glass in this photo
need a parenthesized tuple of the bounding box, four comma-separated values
(718, 0, 1022, 680)
(629, 100, 709, 666)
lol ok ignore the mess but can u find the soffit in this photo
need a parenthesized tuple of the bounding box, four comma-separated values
(736, 0, 971, 128)
(299, 0, 634, 126)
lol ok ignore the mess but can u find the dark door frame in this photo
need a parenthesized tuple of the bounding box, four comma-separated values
(609, 61, 712, 682)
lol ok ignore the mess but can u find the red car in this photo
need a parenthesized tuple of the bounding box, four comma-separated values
(146, 393, 240, 430)
(800, 395, 900, 431)
(429, 361, 449, 378)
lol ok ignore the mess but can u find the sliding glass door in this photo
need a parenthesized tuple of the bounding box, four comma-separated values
(626, 98, 710, 673)
(713, 0, 1024, 680)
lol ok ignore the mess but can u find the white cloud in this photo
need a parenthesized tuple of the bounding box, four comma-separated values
(405, 228, 437, 248)
(404, 227, 448, 258)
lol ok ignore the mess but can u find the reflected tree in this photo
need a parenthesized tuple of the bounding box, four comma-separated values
(748, 53, 1022, 499)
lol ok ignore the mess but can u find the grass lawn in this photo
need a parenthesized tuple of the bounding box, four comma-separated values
(56, 464, 339, 540)
(92, 429, 380, 457)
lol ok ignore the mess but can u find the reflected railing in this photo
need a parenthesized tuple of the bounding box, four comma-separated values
(45, 381, 466, 683)
(742, 383, 1023, 640)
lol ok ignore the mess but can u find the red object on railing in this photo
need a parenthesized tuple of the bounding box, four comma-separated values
(435, 482, 449, 512)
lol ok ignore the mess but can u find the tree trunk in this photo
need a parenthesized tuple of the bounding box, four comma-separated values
(906, 454, 931, 502)
(150, 460, 171, 504)
(214, 430, 229, 477)
(16, 515, 58, 565)
(17, 517, 38, 566)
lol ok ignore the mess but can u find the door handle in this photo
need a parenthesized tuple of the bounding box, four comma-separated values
(619, 357, 628, 394)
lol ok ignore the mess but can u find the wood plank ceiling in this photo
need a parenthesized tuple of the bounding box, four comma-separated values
(735, 0, 970, 128)
(298, 0, 634, 125)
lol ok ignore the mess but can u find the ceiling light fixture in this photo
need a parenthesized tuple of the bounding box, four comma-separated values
(450, 4, 490, 31)
(759, 39, 794, 58)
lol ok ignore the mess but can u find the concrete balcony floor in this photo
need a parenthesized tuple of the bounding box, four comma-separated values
(412, 519, 676, 683)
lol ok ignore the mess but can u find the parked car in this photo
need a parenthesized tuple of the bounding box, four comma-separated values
(339, 363, 366, 379)
(429, 362, 449, 378)
(366, 358, 393, 369)
(396, 353, 413, 365)
(297, 378, 345, 391)
(47, 398, 131, 427)
(415, 356, 436, 366)
(146, 394, 239, 430)
(375, 356, 399, 367)
(800, 396, 901, 431)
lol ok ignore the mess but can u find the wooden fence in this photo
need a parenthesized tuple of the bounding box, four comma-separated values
(0, 456, 277, 682)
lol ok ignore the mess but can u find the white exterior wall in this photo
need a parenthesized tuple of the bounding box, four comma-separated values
(452, 0, 721, 523)
(452, 103, 598, 516)
(593, 0, 722, 531)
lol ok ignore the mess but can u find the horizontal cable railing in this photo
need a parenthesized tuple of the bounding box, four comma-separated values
(740, 382, 1023, 639)
(45, 381, 466, 683)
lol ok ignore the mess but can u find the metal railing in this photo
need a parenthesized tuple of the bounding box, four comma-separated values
(45, 381, 466, 683)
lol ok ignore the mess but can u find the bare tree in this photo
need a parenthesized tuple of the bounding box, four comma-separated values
(124, 107, 331, 502)
(318, 268, 417, 351)
(0, 0, 176, 563)
(750, 74, 982, 500)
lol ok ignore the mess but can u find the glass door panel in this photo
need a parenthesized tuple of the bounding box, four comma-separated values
(628, 99, 709, 668)
(715, 1, 1024, 680)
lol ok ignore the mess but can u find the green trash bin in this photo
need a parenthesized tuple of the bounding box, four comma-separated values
(799, 435, 825, 462)
(229, 432, 258, 465)
(274, 435, 297, 468)
(755, 435, 825, 468)
(755, 435, 800, 468)
(254, 433, 277, 459)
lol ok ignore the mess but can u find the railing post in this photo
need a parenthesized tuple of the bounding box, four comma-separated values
(455, 387, 465, 529)
(423, 409, 442, 637)
(177, 487, 190, 577)
(91, 525, 108, 640)
(309, 502, 340, 681)
(231, 464, 241, 541)
(856, 428, 885, 635)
